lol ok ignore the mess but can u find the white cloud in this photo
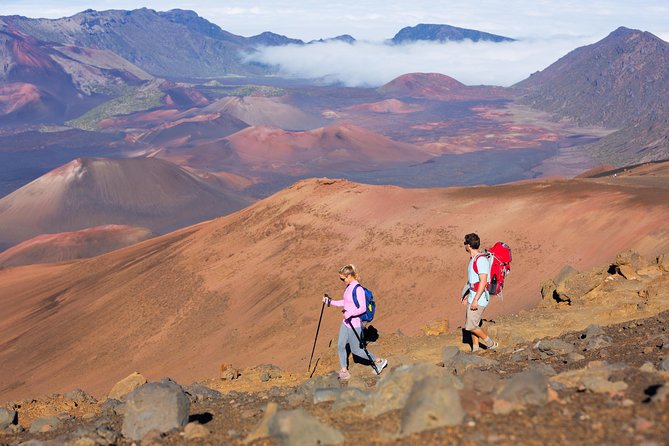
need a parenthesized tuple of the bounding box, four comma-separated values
(246, 36, 598, 87)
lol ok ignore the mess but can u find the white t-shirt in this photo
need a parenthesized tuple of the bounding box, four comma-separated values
(468, 254, 490, 306)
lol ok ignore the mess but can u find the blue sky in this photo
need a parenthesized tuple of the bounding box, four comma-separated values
(4, 1, 669, 86)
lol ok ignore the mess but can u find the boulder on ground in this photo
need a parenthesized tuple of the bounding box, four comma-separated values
(616, 250, 651, 271)
(108, 372, 148, 400)
(63, 389, 97, 405)
(364, 363, 460, 417)
(245, 403, 344, 446)
(555, 267, 607, 303)
(550, 361, 622, 389)
(121, 380, 191, 441)
(184, 384, 222, 402)
(29, 415, 61, 433)
(536, 339, 576, 356)
(332, 388, 369, 411)
(221, 364, 241, 381)
(298, 372, 340, 397)
(400, 376, 465, 436)
(442, 346, 499, 375)
(0, 407, 16, 429)
(493, 370, 549, 415)
(183, 422, 210, 440)
(657, 254, 669, 272)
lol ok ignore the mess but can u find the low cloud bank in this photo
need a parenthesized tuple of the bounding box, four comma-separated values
(246, 36, 600, 87)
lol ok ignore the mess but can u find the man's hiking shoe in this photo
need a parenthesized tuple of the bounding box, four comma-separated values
(487, 340, 499, 350)
(339, 370, 351, 381)
(373, 358, 388, 375)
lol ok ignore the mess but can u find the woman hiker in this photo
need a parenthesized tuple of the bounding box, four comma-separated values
(323, 264, 388, 380)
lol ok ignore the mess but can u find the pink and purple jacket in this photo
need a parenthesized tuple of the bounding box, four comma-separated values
(330, 280, 366, 328)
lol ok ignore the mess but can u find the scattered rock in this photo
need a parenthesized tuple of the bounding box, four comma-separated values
(221, 364, 241, 381)
(364, 363, 461, 417)
(121, 380, 191, 441)
(29, 415, 61, 433)
(63, 389, 97, 405)
(0, 407, 16, 429)
(536, 339, 576, 356)
(582, 324, 605, 339)
(618, 264, 639, 280)
(331, 388, 369, 411)
(314, 389, 340, 404)
(245, 403, 344, 446)
(108, 372, 148, 400)
(540, 279, 558, 303)
(298, 372, 340, 397)
(422, 319, 449, 336)
(253, 364, 283, 381)
(183, 422, 210, 440)
(528, 363, 557, 377)
(461, 369, 502, 394)
(5, 423, 24, 434)
(586, 336, 612, 351)
(555, 267, 606, 302)
(493, 370, 548, 415)
(100, 398, 125, 416)
(660, 359, 669, 372)
(640, 362, 657, 373)
(184, 384, 222, 402)
(566, 352, 586, 363)
(400, 376, 465, 436)
(442, 346, 498, 375)
(553, 265, 578, 286)
(581, 377, 628, 395)
(657, 253, 669, 272)
(616, 250, 651, 271)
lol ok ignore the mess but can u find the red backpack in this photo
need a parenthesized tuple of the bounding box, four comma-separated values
(473, 242, 512, 296)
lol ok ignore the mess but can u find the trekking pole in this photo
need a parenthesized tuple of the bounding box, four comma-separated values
(308, 295, 327, 373)
(347, 318, 379, 374)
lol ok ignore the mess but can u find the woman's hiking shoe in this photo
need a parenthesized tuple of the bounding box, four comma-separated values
(373, 358, 388, 375)
(338, 370, 351, 381)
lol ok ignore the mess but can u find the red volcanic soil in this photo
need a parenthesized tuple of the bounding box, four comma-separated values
(1, 166, 669, 401)
(0, 225, 155, 267)
(343, 98, 424, 114)
(223, 124, 434, 174)
(99, 109, 184, 130)
(137, 112, 249, 146)
(203, 96, 322, 130)
(0, 83, 41, 115)
(378, 73, 512, 100)
(0, 157, 252, 249)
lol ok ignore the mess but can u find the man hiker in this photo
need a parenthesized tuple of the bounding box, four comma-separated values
(463, 233, 498, 352)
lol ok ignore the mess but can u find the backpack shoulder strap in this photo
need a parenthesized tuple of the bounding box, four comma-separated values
(352, 284, 361, 308)
(472, 254, 485, 274)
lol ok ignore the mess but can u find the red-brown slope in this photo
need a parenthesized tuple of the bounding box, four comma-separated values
(222, 124, 434, 174)
(378, 73, 511, 100)
(203, 96, 322, 130)
(1, 167, 669, 401)
(0, 225, 155, 267)
(0, 157, 252, 249)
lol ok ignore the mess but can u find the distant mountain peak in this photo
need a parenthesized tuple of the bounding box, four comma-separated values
(391, 23, 515, 44)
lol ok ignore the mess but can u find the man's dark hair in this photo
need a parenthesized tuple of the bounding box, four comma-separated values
(464, 233, 480, 249)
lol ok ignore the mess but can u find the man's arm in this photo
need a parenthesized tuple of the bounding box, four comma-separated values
(470, 273, 488, 310)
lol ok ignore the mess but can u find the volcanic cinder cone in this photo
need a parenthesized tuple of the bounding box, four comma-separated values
(0, 157, 251, 249)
